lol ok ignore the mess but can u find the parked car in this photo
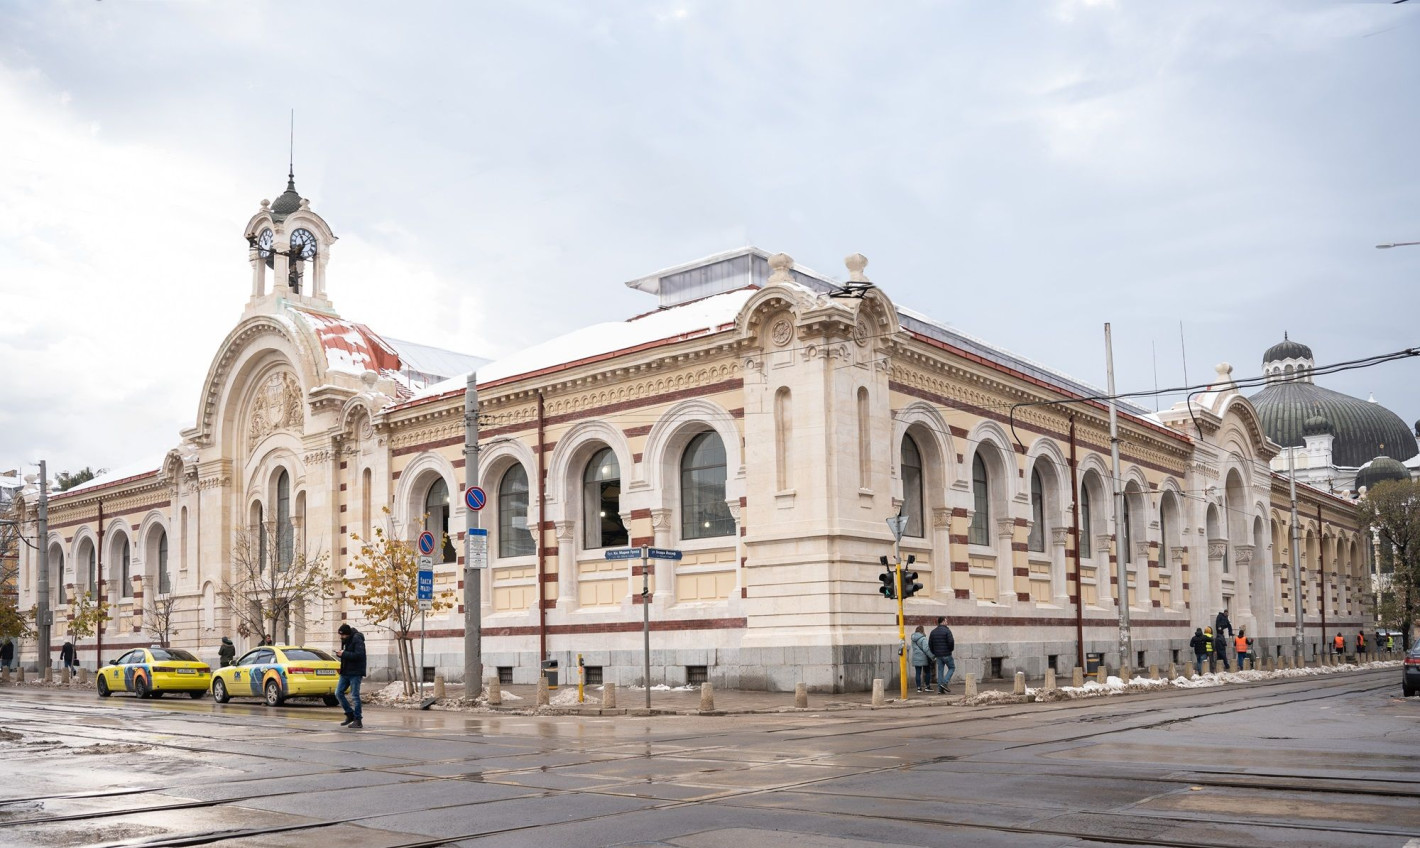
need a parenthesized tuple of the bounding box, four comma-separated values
(1404, 643, 1420, 698)
(210, 645, 341, 707)
(97, 647, 211, 700)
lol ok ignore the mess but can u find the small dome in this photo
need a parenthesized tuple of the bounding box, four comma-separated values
(270, 172, 303, 221)
(1356, 455, 1410, 492)
(1414, 418, 1420, 438)
(1302, 414, 1334, 437)
(1263, 333, 1312, 365)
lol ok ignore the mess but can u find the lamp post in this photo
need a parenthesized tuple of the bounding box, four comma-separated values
(1375, 241, 1420, 249)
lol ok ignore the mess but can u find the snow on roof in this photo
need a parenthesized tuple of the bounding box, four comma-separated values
(51, 455, 165, 499)
(384, 337, 491, 382)
(290, 309, 402, 377)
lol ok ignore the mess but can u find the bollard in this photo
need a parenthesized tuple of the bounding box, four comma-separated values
(1096, 665, 1107, 685)
(433, 675, 445, 698)
(1, 667, 8, 685)
(1044, 669, 1056, 691)
(964, 673, 978, 699)
(603, 682, 617, 709)
(1072, 667, 1084, 687)
(43, 667, 52, 683)
(871, 678, 885, 707)
(1013, 671, 1026, 695)
(1184, 662, 1195, 679)
(78, 668, 88, 685)
(486, 676, 502, 705)
(17, 667, 25, 683)
(536, 676, 549, 707)
(1167, 663, 1177, 679)
(1120, 665, 1132, 684)
(1149, 665, 1159, 681)
(63, 666, 71, 685)
(699, 682, 714, 712)
(794, 682, 808, 708)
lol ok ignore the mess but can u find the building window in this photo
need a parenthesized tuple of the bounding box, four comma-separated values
(681, 432, 734, 540)
(120, 538, 131, 597)
(583, 448, 628, 549)
(857, 387, 870, 489)
(775, 388, 792, 491)
(1028, 469, 1045, 552)
(276, 469, 292, 570)
(498, 465, 536, 557)
(424, 477, 457, 563)
(54, 549, 65, 606)
(86, 545, 96, 595)
(157, 530, 170, 595)
(969, 453, 990, 546)
(255, 503, 267, 573)
(1121, 497, 1132, 566)
(901, 436, 924, 538)
(1080, 487, 1092, 558)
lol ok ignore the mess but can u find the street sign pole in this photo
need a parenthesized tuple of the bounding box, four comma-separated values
(417, 555, 433, 699)
(463, 372, 482, 699)
(641, 545, 651, 709)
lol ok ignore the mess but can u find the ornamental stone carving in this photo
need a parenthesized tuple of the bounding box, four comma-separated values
(1207, 539, 1228, 561)
(247, 372, 303, 450)
(996, 518, 1016, 540)
(770, 318, 794, 347)
(1051, 527, 1070, 548)
(1233, 544, 1255, 566)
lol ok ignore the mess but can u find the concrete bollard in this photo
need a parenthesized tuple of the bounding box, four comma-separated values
(1, 667, 9, 685)
(1013, 671, 1026, 695)
(1072, 667, 1084, 687)
(795, 682, 808, 708)
(536, 676, 549, 707)
(43, 667, 52, 683)
(699, 682, 714, 712)
(1120, 666, 1133, 684)
(432, 675, 445, 698)
(1149, 665, 1159, 681)
(603, 682, 617, 709)
(78, 668, 88, 685)
(1044, 669, 1056, 691)
(63, 666, 71, 685)
(17, 667, 25, 683)
(964, 673, 978, 699)
(871, 678, 885, 707)
(1184, 662, 1195, 679)
(486, 676, 502, 705)
(1096, 665, 1107, 685)
(1167, 663, 1177, 679)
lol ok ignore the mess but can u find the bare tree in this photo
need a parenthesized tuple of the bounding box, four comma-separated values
(1358, 479, 1420, 651)
(221, 521, 333, 646)
(143, 594, 180, 647)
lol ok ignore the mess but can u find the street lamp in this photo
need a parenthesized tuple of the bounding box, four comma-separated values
(1375, 241, 1420, 249)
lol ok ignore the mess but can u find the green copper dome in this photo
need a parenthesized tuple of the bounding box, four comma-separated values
(1302, 414, 1334, 437)
(1248, 381, 1417, 468)
(1356, 455, 1410, 492)
(1263, 333, 1313, 364)
(271, 172, 303, 221)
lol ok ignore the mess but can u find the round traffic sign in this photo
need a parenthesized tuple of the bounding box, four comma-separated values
(417, 531, 436, 555)
(465, 486, 487, 511)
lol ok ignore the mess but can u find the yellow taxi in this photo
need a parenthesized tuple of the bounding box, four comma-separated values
(210, 645, 341, 707)
(97, 646, 212, 699)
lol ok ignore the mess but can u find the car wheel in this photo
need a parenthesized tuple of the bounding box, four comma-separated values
(322, 695, 339, 707)
(212, 678, 230, 704)
(264, 679, 285, 707)
(97, 676, 111, 698)
(188, 690, 205, 700)
(133, 677, 151, 699)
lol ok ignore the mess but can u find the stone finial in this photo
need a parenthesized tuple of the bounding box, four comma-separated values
(767, 252, 795, 284)
(260, 199, 271, 208)
(1215, 362, 1232, 379)
(845, 253, 869, 283)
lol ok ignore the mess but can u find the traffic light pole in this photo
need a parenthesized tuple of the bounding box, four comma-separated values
(895, 536, 907, 701)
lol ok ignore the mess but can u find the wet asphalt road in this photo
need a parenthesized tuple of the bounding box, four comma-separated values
(0, 668, 1416, 848)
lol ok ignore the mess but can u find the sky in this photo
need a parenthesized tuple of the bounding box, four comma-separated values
(1, 0, 1418, 478)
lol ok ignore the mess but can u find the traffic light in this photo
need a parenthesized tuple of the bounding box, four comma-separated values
(900, 554, 922, 599)
(877, 568, 897, 600)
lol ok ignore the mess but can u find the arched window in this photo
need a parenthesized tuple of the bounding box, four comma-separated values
(424, 477, 457, 563)
(1121, 497, 1133, 566)
(681, 432, 734, 540)
(54, 548, 66, 606)
(255, 503, 267, 573)
(361, 468, 372, 539)
(157, 530, 170, 595)
(498, 465, 535, 557)
(1079, 486, 1092, 558)
(1028, 469, 1045, 552)
(276, 470, 292, 570)
(86, 545, 96, 596)
(120, 537, 132, 598)
(968, 453, 990, 546)
(584, 448, 628, 549)
(901, 436, 923, 538)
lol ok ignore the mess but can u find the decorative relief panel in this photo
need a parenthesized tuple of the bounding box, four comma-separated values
(247, 372, 303, 451)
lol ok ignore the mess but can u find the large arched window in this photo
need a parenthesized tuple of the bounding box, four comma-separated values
(424, 477, 457, 563)
(254, 503, 267, 573)
(498, 465, 535, 557)
(681, 432, 734, 540)
(1121, 497, 1133, 566)
(276, 470, 292, 570)
(968, 453, 990, 546)
(157, 530, 170, 595)
(52, 547, 65, 606)
(119, 537, 132, 598)
(85, 544, 96, 596)
(584, 448, 628, 549)
(901, 436, 923, 538)
(1079, 486, 1092, 558)
(1028, 469, 1046, 552)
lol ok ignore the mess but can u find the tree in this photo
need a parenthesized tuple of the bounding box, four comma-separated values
(222, 521, 333, 647)
(68, 591, 110, 641)
(1358, 479, 1420, 650)
(143, 594, 179, 647)
(55, 467, 106, 492)
(0, 503, 30, 642)
(346, 508, 455, 696)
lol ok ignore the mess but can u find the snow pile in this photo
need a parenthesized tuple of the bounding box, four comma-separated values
(1004, 660, 1403, 704)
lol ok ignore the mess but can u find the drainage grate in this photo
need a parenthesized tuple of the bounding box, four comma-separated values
(584, 665, 603, 685)
(497, 666, 513, 685)
(686, 665, 708, 685)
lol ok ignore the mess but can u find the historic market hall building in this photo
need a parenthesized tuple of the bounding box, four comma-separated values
(13, 179, 1373, 691)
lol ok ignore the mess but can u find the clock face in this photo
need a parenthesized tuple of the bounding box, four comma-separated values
(257, 228, 274, 268)
(290, 228, 317, 261)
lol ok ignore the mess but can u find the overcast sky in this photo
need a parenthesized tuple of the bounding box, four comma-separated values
(2, 0, 1418, 478)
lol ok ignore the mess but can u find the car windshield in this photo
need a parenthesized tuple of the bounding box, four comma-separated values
(282, 648, 336, 662)
(150, 649, 198, 662)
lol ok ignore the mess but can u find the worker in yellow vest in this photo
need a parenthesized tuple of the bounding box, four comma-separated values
(1202, 627, 1214, 671)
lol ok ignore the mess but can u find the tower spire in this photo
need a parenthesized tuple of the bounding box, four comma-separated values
(287, 109, 295, 188)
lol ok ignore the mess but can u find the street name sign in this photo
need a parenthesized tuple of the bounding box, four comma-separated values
(604, 547, 643, 561)
(648, 547, 683, 561)
(417, 556, 434, 610)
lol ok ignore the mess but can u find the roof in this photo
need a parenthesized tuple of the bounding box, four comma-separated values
(383, 338, 491, 385)
(1263, 334, 1313, 364)
(50, 455, 164, 500)
(1248, 380, 1418, 467)
(1356, 455, 1411, 491)
(270, 172, 303, 222)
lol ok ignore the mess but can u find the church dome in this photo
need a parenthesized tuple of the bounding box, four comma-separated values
(1263, 334, 1312, 364)
(271, 172, 303, 221)
(1248, 381, 1418, 468)
(1356, 455, 1411, 492)
(1302, 414, 1334, 437)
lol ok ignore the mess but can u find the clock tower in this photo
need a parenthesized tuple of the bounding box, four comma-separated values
(243, 170, 338, 315)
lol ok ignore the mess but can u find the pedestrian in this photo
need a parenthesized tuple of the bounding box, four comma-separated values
(335, 623, 366, 729)
(909, 625, 934, 693)
(1190, 627, 1208, 670)
(60, 640, 76, 673)
(928, 617, 956, 693)
(1235, 629, 1251, 668)
(1386, 633, 1395, 652)
(260, 633, 272, 647)
(1357, 630, 1366, 655)
(218, 636, 236, 668)
(0, 639, 13, 670)
(1202, 627, 1215, 671)
(1333, 632, 1345, 656)
(1214, 610, 1233, 670)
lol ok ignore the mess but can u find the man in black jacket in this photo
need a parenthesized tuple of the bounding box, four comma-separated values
(928, 617, 955, 693)
(1214, 610, 1233, 670)
(1190, 628, 1207, 670)
(335, 624, 366, 729)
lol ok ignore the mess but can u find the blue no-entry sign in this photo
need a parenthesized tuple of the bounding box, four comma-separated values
(465, 486, 487, 511)
(417, 531, 437, 556)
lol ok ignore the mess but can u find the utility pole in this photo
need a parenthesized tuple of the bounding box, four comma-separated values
(462, 373, 483, 698)
(36, 460, 50, 672)
(1105, 324, 1131, 667)
(887, 515, 908, 700)
(1287, 448, 1304, 661)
